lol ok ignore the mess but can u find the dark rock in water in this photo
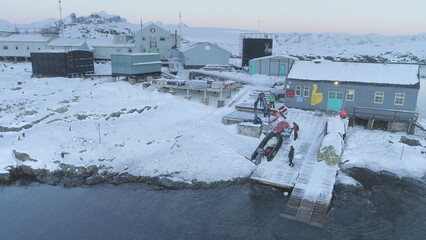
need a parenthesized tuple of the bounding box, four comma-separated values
(0, 173, 12, 183)
(86, 174, 106, 185)
(400, 136, 422, 146)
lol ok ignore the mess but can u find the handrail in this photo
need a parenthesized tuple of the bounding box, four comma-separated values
(352, 106, 418, 122)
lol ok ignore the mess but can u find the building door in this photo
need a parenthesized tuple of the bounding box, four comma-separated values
(278, 65, 285, 75)
(327, 90, 344, 111)
(249, 62, 256, 74)
(149, 36, 157, 53)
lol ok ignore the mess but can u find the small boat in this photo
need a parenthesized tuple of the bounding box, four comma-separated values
(250, 131, 283, 164)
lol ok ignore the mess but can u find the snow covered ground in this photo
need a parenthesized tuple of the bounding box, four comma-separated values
(1, 62, 426, 185)
(0, 62, 260, 183)
(342, 126, 426, 179)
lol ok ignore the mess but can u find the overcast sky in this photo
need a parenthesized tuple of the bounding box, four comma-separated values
(1, 0, 425, 35)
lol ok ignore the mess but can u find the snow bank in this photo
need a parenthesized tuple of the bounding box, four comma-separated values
(0, 62, 257, 183)
(343, 126, 426, 179)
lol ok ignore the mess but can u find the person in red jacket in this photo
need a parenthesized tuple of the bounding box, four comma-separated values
(292, 122, 299, 140)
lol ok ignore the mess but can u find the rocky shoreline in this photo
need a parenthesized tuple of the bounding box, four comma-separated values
(2, 157, 424, 190)
(0, 163, 250, 189)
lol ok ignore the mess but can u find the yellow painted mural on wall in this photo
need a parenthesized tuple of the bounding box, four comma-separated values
(311, 84, 323, 106)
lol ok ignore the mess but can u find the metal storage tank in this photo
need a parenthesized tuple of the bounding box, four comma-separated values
(30, 50, 94, 77)
(111, 53, 161, 76)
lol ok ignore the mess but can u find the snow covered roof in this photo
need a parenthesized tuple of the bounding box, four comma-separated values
(251, 54, 299, 61)
(0, 34, 51, 42)
(87, 38, 135, 48)
(34, 49, 67, 53)
(48, 38, 86, 47)
(112, 53, 160, 57)
(178, 42, 230, 54)
(287, 60, 420, 86)
(33, 49, 92, 53)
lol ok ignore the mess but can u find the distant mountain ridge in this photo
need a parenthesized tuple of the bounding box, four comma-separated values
(64, 11, 126, 25)
(0, 12, 425, 63)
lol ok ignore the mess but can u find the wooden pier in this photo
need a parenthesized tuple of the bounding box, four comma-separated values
(249, 109, 339, 228)
(280, 163, 338, 228)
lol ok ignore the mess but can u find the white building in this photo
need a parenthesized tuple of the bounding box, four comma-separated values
(87, 35, 135, 61)
(133, 23, 180, 59)
(0, 23, 181, 62)
(48, 38, 90, 51)
(0, 34, 52, 61)
(172, 42, 230, 69)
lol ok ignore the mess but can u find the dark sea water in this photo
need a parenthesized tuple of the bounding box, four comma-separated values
(1, 168, 426, 240)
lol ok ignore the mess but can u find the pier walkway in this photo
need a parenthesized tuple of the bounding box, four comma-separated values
(250, 109, 339, 227)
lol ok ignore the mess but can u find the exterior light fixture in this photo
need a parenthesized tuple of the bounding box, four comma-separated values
(334, 81, 339, 85)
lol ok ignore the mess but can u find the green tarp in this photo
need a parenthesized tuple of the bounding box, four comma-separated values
(317, 145, 341, 165)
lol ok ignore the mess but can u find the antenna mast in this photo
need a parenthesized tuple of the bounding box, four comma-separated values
(58, 0, 64, 36)
(140, 19, 143, 52)
(179, 11, 182, 39)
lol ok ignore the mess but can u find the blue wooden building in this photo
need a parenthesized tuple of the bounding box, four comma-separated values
(285, 60, 420, 133)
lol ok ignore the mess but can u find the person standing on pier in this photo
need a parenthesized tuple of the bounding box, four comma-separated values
(269, 93, 276, 109)
(288, 146, 295, 167)
(292, 122, 299, 140)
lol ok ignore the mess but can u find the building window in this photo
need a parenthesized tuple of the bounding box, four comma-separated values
(346, 89, 355, 101)
(15, 46, 18, 50)
(3, 45, 8, 50)
(160, 37, 166, 41)
(128, 49, 132, 53)
(142, 37, 145, 41)
(374, 91, 384, 104)
(394, 93, 405, 105)
(295, 86, 302, 97)
(117, 49, 120, 52)
(303, 86, 310, 97)
(27, 46, 30, 50)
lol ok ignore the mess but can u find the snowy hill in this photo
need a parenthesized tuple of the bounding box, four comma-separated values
(0, 12, 426, 62)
